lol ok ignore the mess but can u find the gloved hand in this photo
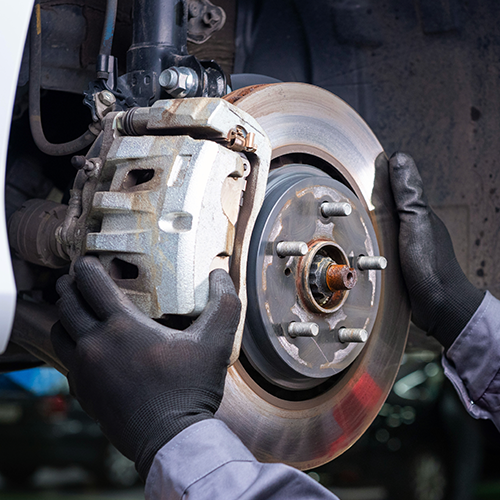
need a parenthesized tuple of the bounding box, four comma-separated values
(52, 256, 241, 480)
(389, 152, 485, 349)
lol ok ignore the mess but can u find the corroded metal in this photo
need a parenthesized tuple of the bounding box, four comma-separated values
(300, 240, 356, 315)
(338, 327, 368, 343)
(187, 0, 226, 44)
(84, 98, 272, 336)
(243, 168, 380, 388)
(85, 134, 246, 317)
(326, 264, 357, 291)
(217, 82, 411, 471)
(10, 97, 271, 364)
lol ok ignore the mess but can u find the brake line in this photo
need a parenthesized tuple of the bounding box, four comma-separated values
(28, 0, 115, 156)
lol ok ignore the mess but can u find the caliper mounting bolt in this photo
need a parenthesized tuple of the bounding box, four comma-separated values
(276, 241, 308, 257)
(159, 67, 199, 98)
(321, 202, 352, 217)
(357, 256, 387, 270)
(98, 90, 116, 107)
(288, 322, 320, 338)
(338, 327, 368, 343)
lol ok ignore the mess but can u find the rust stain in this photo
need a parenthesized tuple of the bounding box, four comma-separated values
(326, 265, 357, 291)
(224, 84, 273, 105)
(36, 4, 41, 35)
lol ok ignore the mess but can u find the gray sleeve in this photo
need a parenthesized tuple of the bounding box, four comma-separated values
(442, 291, 500, 430)
(145, 419, 339, 500)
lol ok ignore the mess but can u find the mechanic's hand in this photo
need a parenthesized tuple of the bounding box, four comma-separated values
(389, 152, 485, 349)
(52, 256, 241, 480)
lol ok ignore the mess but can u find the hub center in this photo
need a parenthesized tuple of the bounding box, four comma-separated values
(244, 165, 383, 391)
(300, 240, 358, 314)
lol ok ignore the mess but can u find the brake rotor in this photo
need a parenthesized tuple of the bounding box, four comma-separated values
(218, 83, 410, 470)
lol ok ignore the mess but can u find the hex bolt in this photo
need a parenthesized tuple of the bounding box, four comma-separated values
(288, 322, 320, 338)
(159, 67, 199, 98)
(357, 256, 387, 270)
(159, 68, 177, 89)
(276, 241, 308, 257)
(338, 328, 368, 343)
(321, 202, 352, 217)
(98, 90, 116, 107)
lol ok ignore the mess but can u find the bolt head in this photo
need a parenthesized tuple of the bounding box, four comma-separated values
(159, 68, 177, 89)
(160, 67, 198, 98)
(98, 90, 116, 107)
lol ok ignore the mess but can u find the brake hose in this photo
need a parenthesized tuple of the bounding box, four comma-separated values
(100, 0, 118, 57)
(96, 0, 118, 79)
(28, 1, 105, 156)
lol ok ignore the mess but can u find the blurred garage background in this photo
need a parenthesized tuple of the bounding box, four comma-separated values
(3, 0, 500, 499)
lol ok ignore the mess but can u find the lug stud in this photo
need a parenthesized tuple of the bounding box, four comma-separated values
(276, 241, 308, 257)
(321, 202, 352, 217)
(338, 327, 368, 343)
(288, 322, 320, 338)
(357, 256, 387, 270)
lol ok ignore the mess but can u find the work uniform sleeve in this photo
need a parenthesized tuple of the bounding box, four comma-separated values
(145, 418, 339, 500)
(442, 291, 500, 430)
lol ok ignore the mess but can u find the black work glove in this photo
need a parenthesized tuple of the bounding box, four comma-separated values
(389, 152, 485, 349)
(52, 256, 241, 480)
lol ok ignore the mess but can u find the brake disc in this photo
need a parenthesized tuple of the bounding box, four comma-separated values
(217, 83, 411, 470)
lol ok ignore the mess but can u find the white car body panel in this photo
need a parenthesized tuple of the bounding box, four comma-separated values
(0, 1, 34, 352)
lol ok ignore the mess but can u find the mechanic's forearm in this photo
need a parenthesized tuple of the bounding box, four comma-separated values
(145, 419, 339, 500)
(442, 291, 500, 431)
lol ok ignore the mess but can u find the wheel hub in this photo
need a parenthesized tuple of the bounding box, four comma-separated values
(244, 165, 381, 389)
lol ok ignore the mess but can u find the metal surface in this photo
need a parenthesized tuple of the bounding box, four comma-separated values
(325, 264, 357, 291)
(82, 98, 270, 323)
(87, 134, 246, 317)
(322, 201, 352, 217)
(357, 256, 388, 271)
(8, 199, 69, 269)
(235, 0, 500, 298)
(187, 0, 226, 44)
(159, 67, 199, 98)
(243, 165, 381, 390)
(98, 91, 116, 107)
(338, 328, 368, 343)
(217, 83, 411, 470)
(276, 241, 308, 257)
(7, 96, 271, 365)
(288, 322, 319, 338)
